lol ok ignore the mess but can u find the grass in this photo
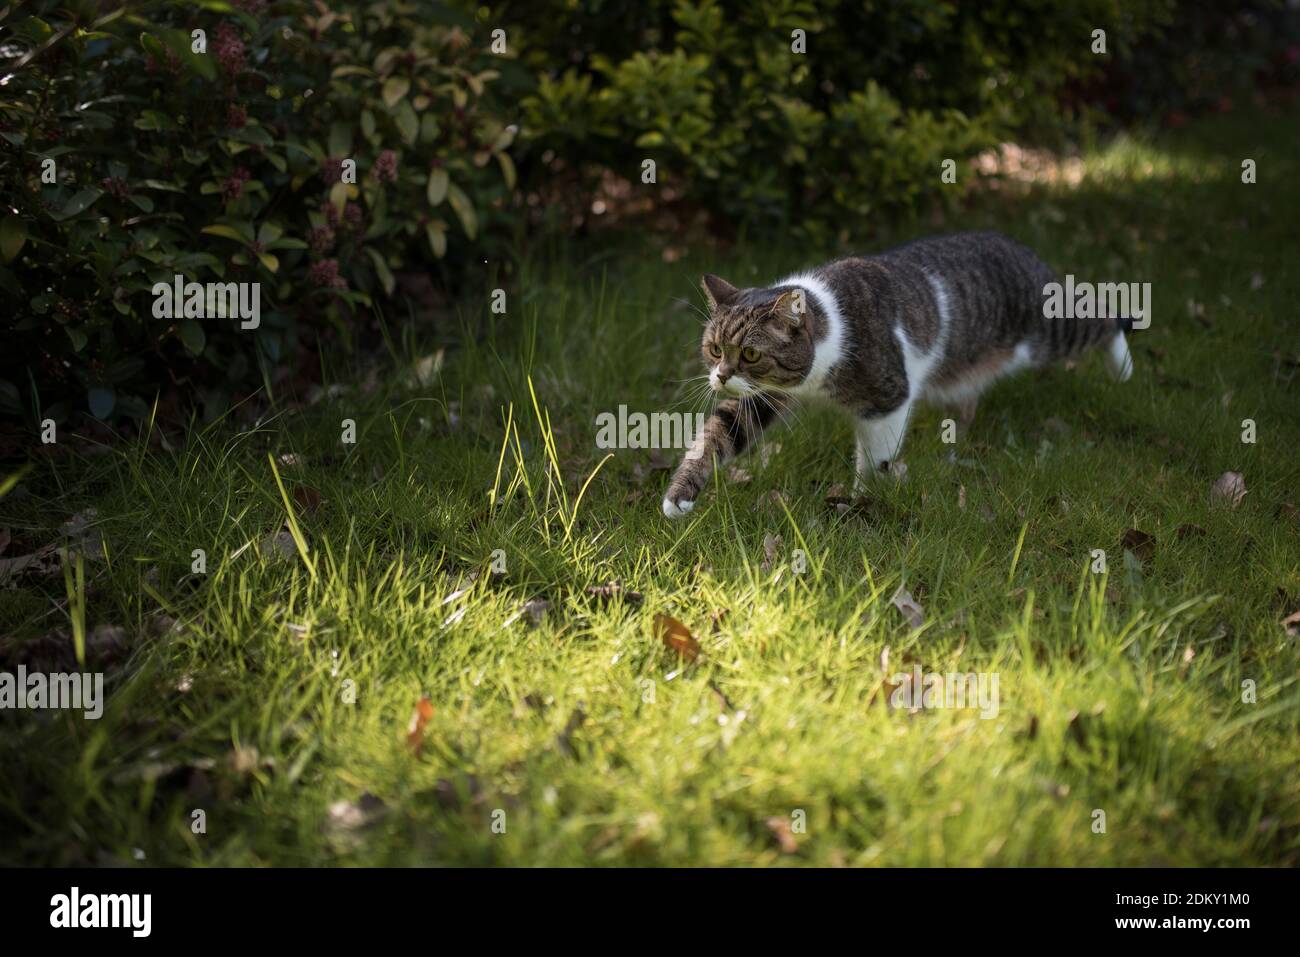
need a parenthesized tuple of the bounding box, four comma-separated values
(2, 106, 1298, 866)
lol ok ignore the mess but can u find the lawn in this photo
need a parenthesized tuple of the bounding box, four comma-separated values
(1, 105, 1297, 866)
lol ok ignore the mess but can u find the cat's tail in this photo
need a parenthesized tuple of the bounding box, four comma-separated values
(1106, 319, 1134, 382)
(1039, 313, 1134, 382)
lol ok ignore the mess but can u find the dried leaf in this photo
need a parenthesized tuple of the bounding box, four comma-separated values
(1120, 528, 1156, 566)
(1283, 611, 1300, 639)
(1175, 523, 1206, 540)
(760, 532, 782, 573)
(1210, 471, 1247, 508)
(890, 585, 925, 629)
(957, 484, 967, 510)
(405, 694, 434, 752)
(765, 816, 799, 854)
(260, 529, 296, 558)
(654, 613, 700, 662)
(586, 581, 643, 605)
(292, 484, 323, 515)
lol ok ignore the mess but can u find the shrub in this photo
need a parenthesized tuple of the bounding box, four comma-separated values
(510, 0, 1177, 239)
(0, 1, 517, 425)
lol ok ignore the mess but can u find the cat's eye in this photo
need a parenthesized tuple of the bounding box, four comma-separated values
(741, 346, 761, 363)
(708, 343, 722, 359)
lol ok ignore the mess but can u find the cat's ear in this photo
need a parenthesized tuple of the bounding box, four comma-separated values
(769, 287, 807, 327)
(701, 273, 739, 309)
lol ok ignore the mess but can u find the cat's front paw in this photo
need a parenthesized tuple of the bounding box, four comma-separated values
(661, 496, 694, 519)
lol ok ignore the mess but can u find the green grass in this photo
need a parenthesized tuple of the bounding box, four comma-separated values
(2, 106, 1298, 866)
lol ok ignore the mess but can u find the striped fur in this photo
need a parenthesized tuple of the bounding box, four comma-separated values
(664, 231, 1134, 517)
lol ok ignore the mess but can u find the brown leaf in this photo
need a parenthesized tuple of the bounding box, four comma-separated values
(1283, 611, 1300, 639)
(1120, 528, 1156, 566)
(890, 585, 925, 629)
(292, 484, 323, 515)
(760, 532, 782, 573)
(260, 529, 296, 559)
(405, 694, 434, 753)
(1175, 523, 1206, 540)
(727, 465, 752, 484)
(586, 580, 643, 606)
(957, 484, 967, 510)
(765, 816, 799, 854)
(1276, 503, 1299, 528)
(1210, 471, 1247, 508)
(654, 613, 700, 662)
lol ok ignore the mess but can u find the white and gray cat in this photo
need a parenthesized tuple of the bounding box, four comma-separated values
(664, 230, 1133, 517)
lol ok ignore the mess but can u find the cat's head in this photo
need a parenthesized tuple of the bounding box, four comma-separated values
(699, 274, 815, 396)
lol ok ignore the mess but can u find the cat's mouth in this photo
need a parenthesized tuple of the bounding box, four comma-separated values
(714, 378, 756, 397)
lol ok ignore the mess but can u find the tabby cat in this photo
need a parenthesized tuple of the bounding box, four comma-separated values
(663, 230, 1134, 518)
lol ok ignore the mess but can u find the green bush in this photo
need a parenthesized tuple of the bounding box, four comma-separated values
(0, 0, 517, 424)
(511, 0, 1176, 238)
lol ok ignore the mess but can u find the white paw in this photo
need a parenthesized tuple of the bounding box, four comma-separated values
(662, 497, 694, 519)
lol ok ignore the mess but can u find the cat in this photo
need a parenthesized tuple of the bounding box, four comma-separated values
(662, 230, 1134, 518)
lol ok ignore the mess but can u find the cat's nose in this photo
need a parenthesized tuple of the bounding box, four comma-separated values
(715, 368, 731, 384)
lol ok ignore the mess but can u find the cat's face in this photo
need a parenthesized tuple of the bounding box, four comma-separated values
(699, 274, 814, 397)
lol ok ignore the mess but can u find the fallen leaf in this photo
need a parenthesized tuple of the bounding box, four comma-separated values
(765, 816, 799, 854)
(278, 452, 303, 467)
(654, 613, 700, 662)
(1283, 611, 1300, 639)
(1175, 523, 1206, 540)
(261, 529, 296, 558)
(292, 485, 323, 514)
(405, 694, 434, 753)
(890, 585, 925, 629)
(957, 485, 967, 510)
(586, 581, 643, 605)
(1210, 471, 1247, 508)
(727, 466, 752, 484)
(1120, 528, 1156, 566)
(760, 533, 782, 573)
